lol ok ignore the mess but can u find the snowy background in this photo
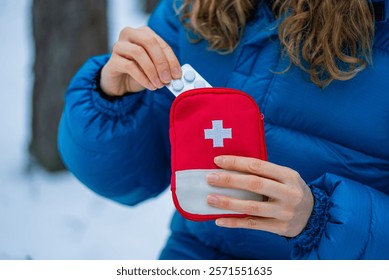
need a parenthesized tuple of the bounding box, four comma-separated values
(0, 0, 175, 260)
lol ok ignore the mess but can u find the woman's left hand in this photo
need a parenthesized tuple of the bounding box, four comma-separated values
(206, 155, 314, 237)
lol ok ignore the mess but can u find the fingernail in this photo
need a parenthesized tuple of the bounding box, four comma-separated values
(206, 173, 219, 183)
(215, 219, 226, 226)
(161, 70, 171, 83)
(214, 156, 225, 165)
(148, 83, 156, 91)
(171, 67, 181, 79)
(207, 195, 219, 205)
(154, 79, 163, 88)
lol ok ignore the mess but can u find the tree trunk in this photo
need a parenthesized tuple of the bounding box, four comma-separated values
(31, 0, 108, 172)
(144, 0, 160, 14)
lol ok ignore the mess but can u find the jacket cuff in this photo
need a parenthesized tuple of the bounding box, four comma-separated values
(290, 185, 330, 259)
(94, 67, 139, 102)
(90, 67, 147, 118)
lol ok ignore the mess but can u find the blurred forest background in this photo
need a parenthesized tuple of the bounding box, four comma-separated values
(31, 0, 159, 172)
(0, 0, 178, 260)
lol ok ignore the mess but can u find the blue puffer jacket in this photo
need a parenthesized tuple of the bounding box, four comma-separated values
(58, 0, 389, 259)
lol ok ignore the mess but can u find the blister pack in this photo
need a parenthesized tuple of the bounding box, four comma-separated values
(166, 64, 212, 97)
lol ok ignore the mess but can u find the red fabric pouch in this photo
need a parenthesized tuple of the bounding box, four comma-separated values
(169, 87, 267, 221)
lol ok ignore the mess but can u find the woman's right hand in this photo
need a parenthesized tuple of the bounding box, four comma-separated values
(100, 26, 182, 96)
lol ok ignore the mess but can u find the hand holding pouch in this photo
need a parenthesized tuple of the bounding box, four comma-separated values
(169, 87, 267, 221)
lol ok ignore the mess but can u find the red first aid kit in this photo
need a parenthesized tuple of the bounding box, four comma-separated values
(169, 87, 267, 221)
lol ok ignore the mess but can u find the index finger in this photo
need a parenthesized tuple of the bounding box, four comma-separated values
(153, 32, 182, 80)
(214, 156, 295, 183)
(129, 27, 176, 84)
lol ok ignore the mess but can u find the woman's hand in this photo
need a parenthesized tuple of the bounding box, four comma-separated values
(100, 26, 181, 96)
(206, 156, 314, 237)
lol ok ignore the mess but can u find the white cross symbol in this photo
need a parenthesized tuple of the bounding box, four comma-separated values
(204, 120, 232, 148)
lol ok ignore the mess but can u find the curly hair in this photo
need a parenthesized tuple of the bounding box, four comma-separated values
(178, 0, 375, 88)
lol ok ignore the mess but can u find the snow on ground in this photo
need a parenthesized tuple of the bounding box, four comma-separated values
(0, 0, 175, 260)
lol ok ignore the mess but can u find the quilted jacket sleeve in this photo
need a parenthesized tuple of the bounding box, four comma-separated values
(291, 173, 389, 259)
(58, 0, 179, 205)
